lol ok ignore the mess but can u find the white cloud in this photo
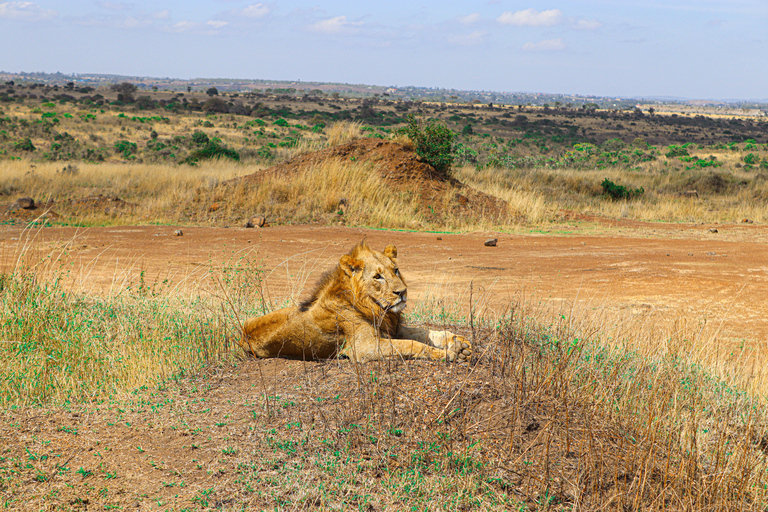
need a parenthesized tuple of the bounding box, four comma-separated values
(450, 30, 488, 45)
(498, 8, 562, 27)
(242, 3, 270, 19)
(169, 20, 198, 32)
(458, 13, 480, 24)
(572, 18, 602, 30)
(310, 15, 362, 34)
(0, 1, 56, 21)
(153, 9, 170, 20)
(207, 20, 228, 29)
(523, 38, 566, 51)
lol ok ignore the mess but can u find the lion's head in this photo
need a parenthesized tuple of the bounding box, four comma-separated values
(339, 242, 407, 319)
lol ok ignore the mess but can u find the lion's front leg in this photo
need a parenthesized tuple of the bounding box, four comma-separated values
(342, 336, 458, 363)
(397, 325, 472, 362)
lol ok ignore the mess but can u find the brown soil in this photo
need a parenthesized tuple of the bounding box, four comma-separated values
(233, 138, 510, 222)
(2, 221, 767, 343)
(2, 222, 768, 509)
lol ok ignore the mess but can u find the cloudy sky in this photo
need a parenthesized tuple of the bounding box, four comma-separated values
(1, 1, 766, 100)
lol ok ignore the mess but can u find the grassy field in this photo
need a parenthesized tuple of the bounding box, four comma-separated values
(1, 82, 767, 229)
(2, 83, 768, 509)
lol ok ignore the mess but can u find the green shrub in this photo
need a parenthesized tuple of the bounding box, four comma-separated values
(15, 138, 35, 152)
(665, 144, 689, 158)
(744, 153, 760, 165)
(274, 118, 289, 127)
(114, 140, 137, 158)
(191, 131, 210, 146)
(401, 115, 455, 176)
(601, 178, 644, 200)
(184, 140, 240, 164)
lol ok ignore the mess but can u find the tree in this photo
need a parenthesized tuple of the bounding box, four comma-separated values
(202, 97, 228, 113)
(401, 115, 455, 176)
(111, 82, 137, 95)
(206, 87, 219, 96)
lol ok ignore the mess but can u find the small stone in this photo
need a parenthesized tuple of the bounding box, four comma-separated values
(436, 237, 442, 241)
(708, 228, 718, 233)
(15, 197, 35, 210)
(245, 216, 267, 228)
(484, 238, 498, 247)
(174, 229, 183, 236)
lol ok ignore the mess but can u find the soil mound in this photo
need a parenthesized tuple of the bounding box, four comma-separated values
(237, 138, 510, 222)
(2, 197, 59, 222)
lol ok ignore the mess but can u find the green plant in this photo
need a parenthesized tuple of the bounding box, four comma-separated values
(601, 178, 644, 200)
(191, 131, 209, 146)
(665, 144, 689, 158)
(15, 138, 36, 152)
(401, 115, 455, 176)
(113, 140, 137, 159)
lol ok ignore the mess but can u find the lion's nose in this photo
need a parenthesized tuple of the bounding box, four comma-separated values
(395, 289, 407, 301)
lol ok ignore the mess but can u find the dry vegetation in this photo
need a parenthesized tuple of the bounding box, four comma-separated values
(1, 82, 767, 229)
(2, 82, 768, 510)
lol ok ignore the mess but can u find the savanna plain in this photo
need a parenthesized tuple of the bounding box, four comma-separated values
(2, 81, 768, 510)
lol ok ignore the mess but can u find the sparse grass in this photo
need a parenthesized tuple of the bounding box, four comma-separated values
(0, 233, 268, 406)
(2, 268, 768, 509)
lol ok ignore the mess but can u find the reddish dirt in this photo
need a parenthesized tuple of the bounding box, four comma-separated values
(2, 221, 767, 345)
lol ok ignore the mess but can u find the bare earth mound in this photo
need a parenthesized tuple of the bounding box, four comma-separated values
(235, 138, 510, 223)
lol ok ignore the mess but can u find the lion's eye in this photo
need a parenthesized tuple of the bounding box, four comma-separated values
(373, 273, 383, 280)
(394, 268, 400, 275)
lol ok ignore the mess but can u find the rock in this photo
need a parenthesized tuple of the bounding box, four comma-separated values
(15, 197, 36, 210)
(174, 229, 183, 236)
(245, 215, 267, 228)
(436, 237, 442, 241)
(708, 228, 718, 233)
(484, 238, 498, 247)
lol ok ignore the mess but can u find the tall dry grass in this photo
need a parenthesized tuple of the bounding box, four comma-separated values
(0, 229, 269, 406)
(455, 161, 768, 224)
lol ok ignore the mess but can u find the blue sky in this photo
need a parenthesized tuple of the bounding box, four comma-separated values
(1, 1, 766, 100)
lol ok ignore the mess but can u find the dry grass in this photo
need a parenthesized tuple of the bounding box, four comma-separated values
(455, 160, 768, 225)
(2, 261, 768, 509)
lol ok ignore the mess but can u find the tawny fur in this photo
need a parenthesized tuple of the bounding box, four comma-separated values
(239, 242, 472, 363)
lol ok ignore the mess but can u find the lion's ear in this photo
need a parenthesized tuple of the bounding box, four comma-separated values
(383, 244, 397, 260)
(339, 254, 364, 277)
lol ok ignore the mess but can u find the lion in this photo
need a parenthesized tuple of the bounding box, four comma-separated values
(239, 242, 472, 363)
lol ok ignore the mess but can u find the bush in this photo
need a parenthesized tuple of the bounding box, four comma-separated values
(15, 138, 35, 152)
(601, 178, 644, 200)
(114, 140, 137, 158)
(744, 153, 760, 165)
(191, 131, 210, 146)
(665, 144, 689, 158)
(184, 140, 240, 164)
(401, 115, 455, 176)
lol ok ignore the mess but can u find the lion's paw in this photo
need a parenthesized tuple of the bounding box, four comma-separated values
(447, 334, 472, 362)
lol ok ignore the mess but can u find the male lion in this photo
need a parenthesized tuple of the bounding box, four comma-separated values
(240, 242, 472, 363)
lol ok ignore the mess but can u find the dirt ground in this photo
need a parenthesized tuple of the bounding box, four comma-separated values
(2, 220, 767, 345)
(4, 221, 768, 509)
